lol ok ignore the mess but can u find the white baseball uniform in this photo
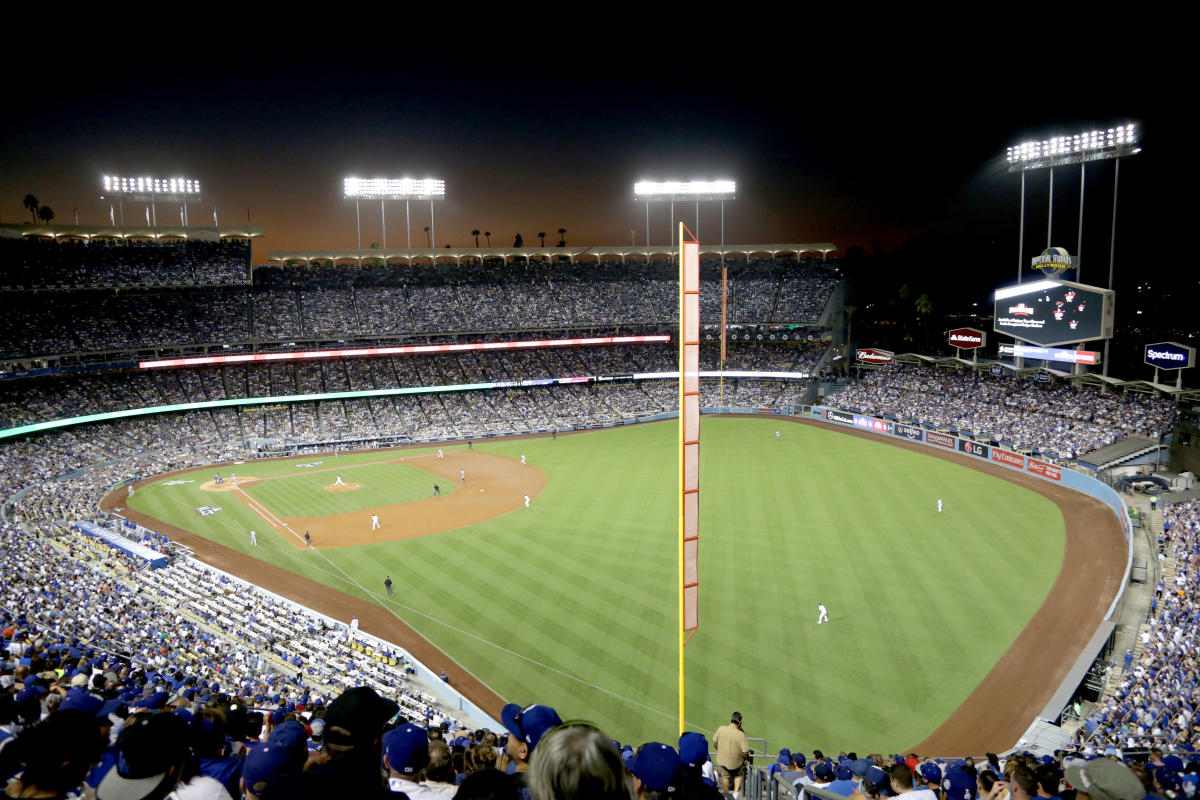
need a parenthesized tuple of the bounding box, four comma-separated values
(460, 469, 465, 483)
(520, 454, 526, 465)
(937, 498, 943, 513)
(775, 430, 781, 439)
(438, 449, 444, 459)
(334, 475, 346, 486)
(524, 495, 530, 508)
(817, 603, 828, 624)
(249, 530, 257, 546)
(370, 514, 380, 530)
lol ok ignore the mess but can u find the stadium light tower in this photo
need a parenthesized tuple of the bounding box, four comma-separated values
(101, 175, 202, 227)
(1005, 123, 1140, 375)
(634, 180, 736, 249)
(343, 177, 446, 250)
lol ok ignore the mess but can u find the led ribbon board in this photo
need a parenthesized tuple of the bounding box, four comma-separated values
(139, 335, 671, 369)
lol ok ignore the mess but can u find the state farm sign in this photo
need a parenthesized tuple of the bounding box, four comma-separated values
(948, 328, 986, 350)
(856, 348, 894, 364)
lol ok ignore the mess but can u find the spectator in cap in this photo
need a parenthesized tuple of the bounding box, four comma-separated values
(712, 711, 750, 797)
(240, 743, 302, 800)
(919, 763, 944, 792)
(829, 760, 872, 797)
(502, 703, 563, 795)
(287, 685, 399, 799)
(677, 733, 722, 800)
(889, 763, 938, 800)
(628, 742, 682, 800)
(527, 723, 630, 800)
(944, 768, 979, 800)
(1063, 758, 1146, 800)
(856, 765, 893, 800)
(1, 710, 103, 800)
(383, 723, 435, 799)
(96, 712, 191, 800)
(191, 710, 243, 797)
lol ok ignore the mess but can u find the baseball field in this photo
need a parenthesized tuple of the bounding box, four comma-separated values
(117, 416, 1122, 754)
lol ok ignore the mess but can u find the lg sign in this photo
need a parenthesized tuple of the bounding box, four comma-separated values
(948, 328, 985, 350)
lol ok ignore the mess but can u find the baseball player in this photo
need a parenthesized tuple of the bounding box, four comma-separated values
(775, 430, 781, 440)
(230, 471, 237, 484)
(437, 448, 444, 459)
(127, 484, 134, 497)
(214, 472, 223, 485)
(304, 530, 311, 547)
(520, 454, 526, 465)
(937, 497, 943, 513)
(249, 529, 257, 547)
(433, 484, 440, 496)
(817, 602, 828, 625)
(460, 468, 465, 484)
(524, 495, 531, 508)
(333, 475, 347, 487)
(370, 514, 380, 531)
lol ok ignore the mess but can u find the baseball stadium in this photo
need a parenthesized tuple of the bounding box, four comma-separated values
(2, 132, 1197, 799)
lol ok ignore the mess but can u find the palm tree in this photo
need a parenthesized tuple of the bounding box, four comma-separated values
(423, 226, 430, 248)
(914, 293, 933, 318)
(471, 229, 481, 247)
(484, 231, 491, 247)
(23, 194, 39, 223)
(514, 233, 523, 248)
(37, 206, 55, 225)
(537, 231, 546, 247)
(557, 227, 566, 247)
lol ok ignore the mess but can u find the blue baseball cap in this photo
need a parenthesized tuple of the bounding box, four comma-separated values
(60, 690, 103, 716)
(865, 766, 889, 789)
(242, 744, 296, 796)
(679, 733, 709, 768)
(943, 768, 978, 800)
(853, 759, 872, 778)
(630, 743, 682, 792)
(814, 763, 835, 782)
(920, 763, 943, 784)
(384, 723, 430, 775)
(501, 703, 562, 751)
(837, 765, 854, 781)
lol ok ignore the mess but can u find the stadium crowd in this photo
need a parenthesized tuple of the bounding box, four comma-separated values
(0, 255, 838, 358)
(1075, 498, 1200, 750)
(824, 365, 1177, 459)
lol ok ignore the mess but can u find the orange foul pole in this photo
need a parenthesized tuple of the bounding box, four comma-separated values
(678, 222, 700, 735)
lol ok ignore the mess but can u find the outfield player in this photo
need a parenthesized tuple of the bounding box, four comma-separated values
(775, 430, 781, 440)
(333, 475, 347, 487)
(370, 514, 381, 531)
(937, 497, 943, 513)
(817, 602, 828, 625)
(249, 529, 257, 547)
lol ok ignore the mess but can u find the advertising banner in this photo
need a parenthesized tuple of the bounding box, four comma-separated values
(856, 348, 894, 364)
(854, 415, 894, 434)
(1027, 458, 1062, 481)
(992, 279, 1114, 347)
(948, 328, 986, 349)
(825, 409, 854, 425)
(958, 439, 989, 459)
(1144, 342, 1195, 371)
(893, 423, 925, 442)
(991, 449, 1026, 469)
(926, 431, 956, 449)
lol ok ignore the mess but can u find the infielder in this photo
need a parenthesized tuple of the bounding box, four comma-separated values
(520, 454, 526, 465)
(460, 468, 465, 484)
(937, 497, 943, 513)
(249, 529, 257, 547)
(524, 495, 531, 508)
(230, 471, 237, 484)
(817, 602, 828, 625)
(433, 484, 440, 496)
(333, 475, 347, 487)
(370, 514, 380, 531)
(437, 448, 444, 459)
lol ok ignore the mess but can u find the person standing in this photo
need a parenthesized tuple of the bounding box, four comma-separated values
(524, 495, 531, 508)
(775, 430, 781, 440)
(384, 576, 393, 597)
(305, 530, 311, 547)
(250, 529, 257, 547)
(817, 602, 828, 625)
(433, 484, 441, 496)
(460, 468, 465, 484)
(938, 497, 943, 513)
(713, 711, 750, 797)
(438, 448, 444, 459)
(371, 514, 381, 531)
(520, 454, 526, 465)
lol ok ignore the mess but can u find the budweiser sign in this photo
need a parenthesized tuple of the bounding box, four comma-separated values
(991, 449, 1025, 469)
(1026, 458, 1062, 482)
(948, 328, 986, 350)
(856, 348, 894, 364)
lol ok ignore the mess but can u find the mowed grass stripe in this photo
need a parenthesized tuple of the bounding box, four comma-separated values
(140, 418, 1065, 752)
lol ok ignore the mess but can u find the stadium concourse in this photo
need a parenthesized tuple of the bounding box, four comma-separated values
(1, 232, 1194, 799)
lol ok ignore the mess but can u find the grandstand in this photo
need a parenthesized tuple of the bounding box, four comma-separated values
(1, 225, 1194, 800)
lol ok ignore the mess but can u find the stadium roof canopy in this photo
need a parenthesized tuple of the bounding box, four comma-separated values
(266, 243, 838, 265)
(0, 224, 263, 241)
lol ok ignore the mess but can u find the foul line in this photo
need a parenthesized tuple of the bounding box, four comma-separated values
(286, 542, 704, 732)
(233, 488, 284, 529)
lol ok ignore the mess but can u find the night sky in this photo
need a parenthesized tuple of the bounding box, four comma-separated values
(1, 54, 1169, 299)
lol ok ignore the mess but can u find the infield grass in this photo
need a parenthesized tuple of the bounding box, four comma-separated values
(130, 418, 1065, 752)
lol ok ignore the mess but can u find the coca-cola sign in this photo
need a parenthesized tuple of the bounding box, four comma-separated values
(948, 328, 986, 350)
(856, 348, 894, 364)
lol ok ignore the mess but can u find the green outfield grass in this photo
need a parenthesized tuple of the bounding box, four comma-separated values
(130, 418, 1065, 752)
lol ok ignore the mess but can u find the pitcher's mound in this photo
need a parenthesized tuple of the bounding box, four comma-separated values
(201, 478, 262, 492)
(324, 482, 363, 493)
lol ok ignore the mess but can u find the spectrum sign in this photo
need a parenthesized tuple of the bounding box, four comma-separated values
(856, 348, 894, 364)
(948, 328, 986, 350)
(1144, 342, 1195, 371)
(140, 335, 671, 369)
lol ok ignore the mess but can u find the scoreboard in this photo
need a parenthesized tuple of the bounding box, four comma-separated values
(993, 279, 1114, 347)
